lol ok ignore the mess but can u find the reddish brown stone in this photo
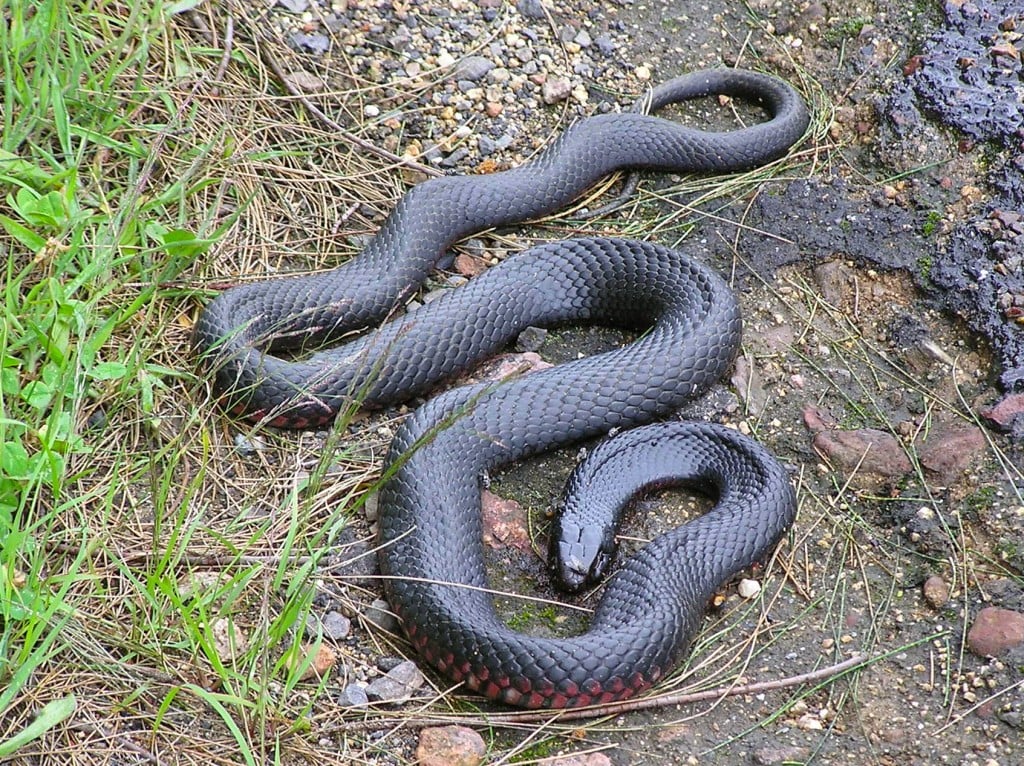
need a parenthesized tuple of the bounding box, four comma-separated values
(480, 490, 531, 551)
(979, 392, 1024, 432)
(454, 252, 487, 277)
(967, 607, 1024, 657)
(416, 726, 486, 766)
(916, 426, 987, 482)
(803, 404, 913, 485)
(802, 404, 836, 433)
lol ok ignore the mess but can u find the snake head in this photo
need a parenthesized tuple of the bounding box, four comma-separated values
(550, 521, 617, 593)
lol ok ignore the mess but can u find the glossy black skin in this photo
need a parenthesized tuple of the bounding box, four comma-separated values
(194, 70, 809, 708)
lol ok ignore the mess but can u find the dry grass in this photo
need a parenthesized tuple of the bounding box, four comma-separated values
(3, 1, 1021, 765)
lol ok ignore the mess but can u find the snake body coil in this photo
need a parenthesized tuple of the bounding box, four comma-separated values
(194, 70, 807, 708)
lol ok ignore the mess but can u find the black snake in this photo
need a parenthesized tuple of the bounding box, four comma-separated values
(194, 69, 806, 708)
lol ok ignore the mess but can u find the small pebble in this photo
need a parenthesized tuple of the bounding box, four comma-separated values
(233, 433, 266, 456)
(542, 77, 572, 104)
(364, 598, 399, 633)
(738, 579, 762, 599)
(922, 575, 950, 608)
(321, 611, 352, 639)
(337, 684, 369, 707)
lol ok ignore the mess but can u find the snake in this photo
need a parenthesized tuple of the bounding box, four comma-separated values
(193, 69, 806, 708)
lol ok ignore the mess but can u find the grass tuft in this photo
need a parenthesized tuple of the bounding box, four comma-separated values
(3, 1, 1018, 764)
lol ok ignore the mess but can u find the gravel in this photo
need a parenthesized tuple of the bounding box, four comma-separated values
(255, 0, 1024, 763)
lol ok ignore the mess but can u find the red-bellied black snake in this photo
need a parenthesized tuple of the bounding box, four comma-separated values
(194, 69, 806, 708)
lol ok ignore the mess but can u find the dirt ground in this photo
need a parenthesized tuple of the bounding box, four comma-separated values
(257, 0, 1024, 763)
(462, 1, 1024, 764)
(90, 0, 1020, 764)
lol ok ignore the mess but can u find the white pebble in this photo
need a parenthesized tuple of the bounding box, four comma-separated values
(738, 579, 762, 599)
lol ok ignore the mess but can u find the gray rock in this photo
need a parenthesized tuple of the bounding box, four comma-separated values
(440, 146, 470, 168)
(363, 492, 379, 523)
(595, 34, 616, 56)
(376, 655, 407, 673)
(304, 612, 350, 641)
(516, 0, 545, 20)
(516, 326, 548, 352)
(364, 598, 399, 633)
(337, 684, 369, 707)
(454, 55, 494, 82)
(289, 32, 330, 55)
(493, 134, 515, 151)
(365, 660, 425, 703)
(321, 611, 351, 640)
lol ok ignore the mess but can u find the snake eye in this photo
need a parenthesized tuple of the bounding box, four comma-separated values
(589, 550, 612, 582)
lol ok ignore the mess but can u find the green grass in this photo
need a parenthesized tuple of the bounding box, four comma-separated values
(2, 0, 183, 749)
(3, 2, 1021, 764)
(0, 1, 366, 760)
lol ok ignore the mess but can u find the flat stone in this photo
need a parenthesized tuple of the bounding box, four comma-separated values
(979, 392, 1024, 434)
(804, 405, 912, 485)
(541, 754, 613, 766)
(289, 32, 330, 55)
(753, 744, 812, 765)
(731, 353, 767, 416)
(916, 425, 987, 483)
(481, 489, 531, 551)
(967, 606, 1024, 657)
(454, 252, 488, 277)
(453, 55, 494, 81)
(282, 69, 326, 93)
(337, 683, 369, 707)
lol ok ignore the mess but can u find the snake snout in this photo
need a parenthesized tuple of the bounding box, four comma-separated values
(551, 522, 616, 592)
